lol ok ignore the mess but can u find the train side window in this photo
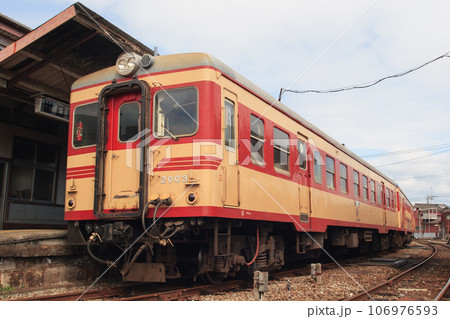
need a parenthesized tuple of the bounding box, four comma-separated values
(273, 127, 290, 173)
(370, 180, 376, 203)
(377, 184, 382, 204)
(391, 191, 395, 208)
(297, 140, 307, 170)
(362, 175, 368, 200)
(250, 115, 264, 165)
(224, 99, 236, 151)
(73, 103, 98, 148)
(313, 151, 322, 184)
(386, 188, 390, 208)
(118, 102, 140, 142)
(325, 156, 335, 189)
(339, 163, 348, 193)
(353, 171, 360, 198)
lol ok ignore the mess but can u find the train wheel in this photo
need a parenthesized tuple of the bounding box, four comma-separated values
(202, 271, 224, 285)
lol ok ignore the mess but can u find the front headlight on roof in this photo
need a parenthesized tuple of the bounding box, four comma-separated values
(116, 52, 141, 77)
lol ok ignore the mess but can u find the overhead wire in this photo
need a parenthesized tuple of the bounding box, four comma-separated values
(361, 143, 450, 158)
(395, 172, 450, 182)
(374, 147, 450, 168)
(280, 51, 450, 95)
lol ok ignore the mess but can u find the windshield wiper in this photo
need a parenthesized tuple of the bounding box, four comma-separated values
(162, 124, 179, 141)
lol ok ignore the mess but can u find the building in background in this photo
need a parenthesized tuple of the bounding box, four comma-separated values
(414, 203, 450, 239)
(0, 3, 153, 229)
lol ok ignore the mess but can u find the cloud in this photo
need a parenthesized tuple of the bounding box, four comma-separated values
(5, 0, 450, 204)
(68, 0, 450, 203)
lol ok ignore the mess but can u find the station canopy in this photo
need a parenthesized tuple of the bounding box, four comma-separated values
(0, 2, 154, 108)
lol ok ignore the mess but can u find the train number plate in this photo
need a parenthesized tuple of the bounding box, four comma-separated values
(161, 175, 188, 184)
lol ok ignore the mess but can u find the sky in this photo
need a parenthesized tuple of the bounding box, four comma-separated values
(1, 0, 450, 205)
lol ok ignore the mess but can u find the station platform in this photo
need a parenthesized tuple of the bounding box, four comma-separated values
(0, 229, 67, 245)
(0, 229, 103, 290)
(0, 229, 75, 258)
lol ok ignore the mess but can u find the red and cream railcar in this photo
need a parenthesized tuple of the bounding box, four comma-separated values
(66, 52, 414, 282)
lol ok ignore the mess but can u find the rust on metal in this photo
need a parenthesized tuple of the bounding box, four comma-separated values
(346, 242, 438, 301)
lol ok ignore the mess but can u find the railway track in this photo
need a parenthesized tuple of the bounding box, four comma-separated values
(11, 263, 328, 301)
(12, 279, 250, 301)
(9, 241, 446, 301)
(345, 241, 450, 301)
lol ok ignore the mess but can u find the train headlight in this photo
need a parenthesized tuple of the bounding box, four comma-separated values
(67, 198, 76, 209)
(187, 192, 199, 205)
(116, 52, 141, 77)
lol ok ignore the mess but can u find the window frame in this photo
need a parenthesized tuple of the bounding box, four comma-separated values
(9, 138, 58, 203)
(339, 163, 348, 194)
(250, 114, 265, 166)
(386, 188, 391, 208)
(273, 127, 290, 174)
(391, 190, 395, 209)
(325, 155, 336, 189)
(72, 102, 99, 149)
(377, 184, 382, 204)
(313, 150, 322, 184)
(224, 98, 236, 152)
(370, 180, 376, 203)
(353, 170, 360, 198)
(153, 86, 199, 139)
(362, 175, 369, 201)
(118, 101, 141, 143)
(297, 139, 307, 171)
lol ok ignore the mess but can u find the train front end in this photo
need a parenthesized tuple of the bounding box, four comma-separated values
(65, 52, 227, 282)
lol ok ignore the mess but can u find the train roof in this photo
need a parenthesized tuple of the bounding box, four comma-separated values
(72, 52, 400, 190)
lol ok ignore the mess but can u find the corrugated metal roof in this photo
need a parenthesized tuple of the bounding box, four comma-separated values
(0, 2, 153, 104)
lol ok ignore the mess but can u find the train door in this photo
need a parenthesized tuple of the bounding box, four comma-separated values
(297, 137, 311, 229)
(222, 90, 239, 207)
(94, 81, 149, 218)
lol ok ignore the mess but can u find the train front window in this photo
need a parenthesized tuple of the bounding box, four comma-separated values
(154, 87, 198, 138)
(119, 102, 140, 142)
(73, 103, 98, 148)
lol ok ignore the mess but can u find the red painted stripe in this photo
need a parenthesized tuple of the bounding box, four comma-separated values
(66, 169, 95, 176)
(65, 205, 403, 234)
(65, 209, 96, 220)
(66, 173, 95, 179)
(66, 165, 95, 179)
(156, 160, 220, 169)
(67, 165, 95, 172)
(154, 165, 220, 172)
(160, 155, 222, 162)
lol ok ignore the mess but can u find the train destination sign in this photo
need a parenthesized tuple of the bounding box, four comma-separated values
(35, 96, 69, 122)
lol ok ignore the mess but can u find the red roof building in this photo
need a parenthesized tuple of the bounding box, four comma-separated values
(414, 203, 450, 239)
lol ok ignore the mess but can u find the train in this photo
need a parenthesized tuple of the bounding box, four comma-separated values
(65, 51, 414, 283)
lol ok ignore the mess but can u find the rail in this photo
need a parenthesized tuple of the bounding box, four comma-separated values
(345, 242, 438, 301)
